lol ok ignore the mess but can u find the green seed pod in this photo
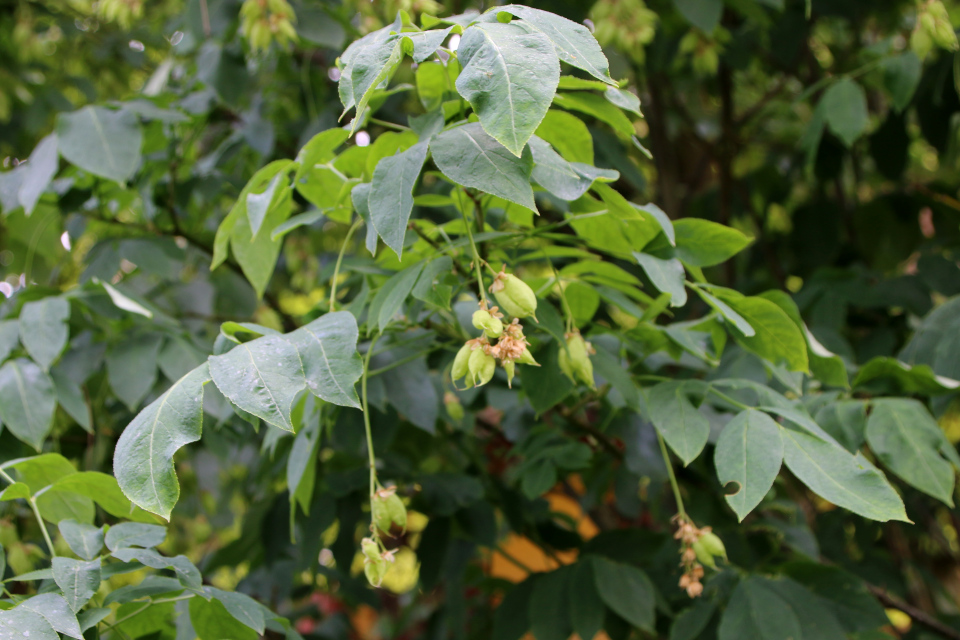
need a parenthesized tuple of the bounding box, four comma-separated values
(693, 531, 727, 569)
(912, 26, 934, 58)
(468, 348, 496, 387)
(364, 557, 388, 587)
(385, 493, 407, 531)
(444, 392, 465, 421)
(516, 347, 538, 366)
(492, 273, 538, 319)
(371, 496, 393, 533)
(933, 16, 959, 50)
(560, 333, 595, 389)
(473, 309, 504, 339)
(452, 343, 472, 382)
(361, 537, 380, 563)
(503, 360, 516, 388)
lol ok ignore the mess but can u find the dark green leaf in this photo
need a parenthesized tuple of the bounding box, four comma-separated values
(52, 557, 101, 613)
(569, 559, 605, 640)
(56, 106, 142, 183)
(672, 219, 752, 267)
(0, 358, 56, 450)
(58, 519, 103, 560)
(592, 556, 655, 631)
(18, 133, 59, 216)
(106, 334, 164, 411)
(673, 0, 723, 31)
(114, 364, 211, 519)
(456, 22, 560, 156)
(285, 312, 363, 408)
(821, 78, 868, 147)
(529, 567, 572, 640)
(19, 296, 69, 371)
(105, 522, 167, 551)
(369, 141, 429, 258)
(718, 577, 802, 640)
(431, 122, 537, 211)
(633, 252, 686, 307)
(715, 409, 783, 521)
(646, 381, 710, 465)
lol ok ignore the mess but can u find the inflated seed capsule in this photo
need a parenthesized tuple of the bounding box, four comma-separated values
(472, 309, 504, 339)
(515, 346, 538, 366)
(692, 531, 727, 569)
(452, 343, 472, 382)
(468, 348, 496, 387)
(364, 557, 388, 587)
(503, 360, 516, 388)
(361, 537, 380, 562)
(372, 489, 407, 534)
(490, 270, 538, 320)
(444, 392, 465, 421)
(385, 493, 407, 531)
(559, 333, 595, 389)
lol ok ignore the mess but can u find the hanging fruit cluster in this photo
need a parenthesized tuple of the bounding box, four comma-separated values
(674, 516, 727, 598)
(361, 486, 412, 588)
(912, 0, 960, 59)
(452, 269, 540, 389)
(240, 0, 298, 52)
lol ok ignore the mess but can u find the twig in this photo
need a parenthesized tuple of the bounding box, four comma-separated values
(867, 584, 960, 640)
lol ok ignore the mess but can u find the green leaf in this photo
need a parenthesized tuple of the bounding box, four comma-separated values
(114, 364, 211, 519)
(693, 287, 754, 336)
(710, 290, 809, 372)
(231, 190, 291, 298)
(673, 0, 723, 32)
(494, 5, 615, 84)
(821, 78, 868, 147)
(0, 482, 30, 501)
(633, 252, 686, 307)
(51, 368, 91, 432)
(568, 559, 605, 640)
(205, 587, 266, 635)
(529, 136, 618, 201)
(106, 334, 163, 411)
(295, 129, 350, 182)
(670, 598, 716, 640)
(605, 87, 642, 117)
(430, 122, 537, 211)
(209, 335, 306, 432)
(553, 92, 633, 137)
(0, 609, 60, 640)
(287, 414, 320, 523)
(520, 343, 573, 413)
(18, 133, 59, 216)
(416, 61, 451, 111)
(58, 519, 104, 560)
(865, 398, 955, 505)
(715, 409, 783, 521)
(633, 202, 675, 245)
(718, 577, 803, 640)
(535, 109, 594, 163)
(672, 218, 752, 267)
(112, 547, 201, 590)
(591, 345, 641, 410)
(571, 188, 662, 257)
(781, 562, 888, 633)
(766, 577, 848, 640)
(780, 426, 909, 522)
(646, 381, 710, 465)
(0, 320, 19, 363)
(56, 106, 142, 184)
(529, 567, 573, 640)
(48, 471, 152, 521)
(19, 296, 70, 371)
(853, 357, 959, 395)
(52, 557, 101, 613)
(814, 400, 867, 453)
(758, 290, 848, 387)
(348, 37, 404, 132)
(338, 22, 397, 112)
(592, 556, 655, 631)
(370, 262, 427, 334)
(246, 172, 289, 238)
(412, 256, 454, 309)
(190, 596, 259, 640)
(369, 141, 429, 258)
(882, 52, 922, 112)
(0, 358, 57, 450)
(105, 522, 167, 551)
(10, 593, 84, 639)
(455, 22, 560, 156)
(212, 160, 295, 271)
(351, 183, 379, 255)
(284, 312, 363, 408)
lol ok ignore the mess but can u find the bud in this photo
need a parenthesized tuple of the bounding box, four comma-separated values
(473, 309, 504, 338)
(444, 392, 464, 421)
(452, 343, 472, 382)
(692, 531, 726, 569)
(559, 333, 595, 389)
(489, 269, 538, 320)
(372, 487, 407, 534)
(468, 348, 496, 387)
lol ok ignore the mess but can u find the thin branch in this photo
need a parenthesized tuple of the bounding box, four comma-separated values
(867, 584, 960, 640)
